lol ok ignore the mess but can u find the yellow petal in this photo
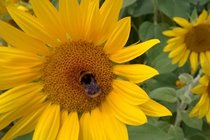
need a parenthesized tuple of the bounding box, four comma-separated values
(196, 10, 208, 25)
(33, 105, 60, 140)
(198, 94, 209, 118)
(82, 0, 100, 43)
(0, 83, 43, 113)
(113, 64, 159, 83)
(0, 93, 46, 130)
(110, 39, 160, 63)
(171, 50, 184, 64)
(199, 52, 210, 76)
(0, 21, 49, 55)
(101, 103, 128, 140)
(59, 0, 81, 40)
(205, 51, 210, 64)
(33, 104, 60, 140)
(103, 17, 131, 54)
(79, 112, 92, 140)
(162, 30, 176, 37)
(57, 112, 79, 140)
(167, 37, 184, 44)
(76, 0, 90, 39)
(89, 108, 106, 140)
(0, 47, 42, 68)
(95, 0, 123, 45)
(61, 111, 68, 125)
(189, 52, 198, 74)
(0, 67, 41, 90)
(200, 52, 206, 67)
(164, 43, 177, 52)
(106, 92, 147, 125)
(173, 17, 192, 28)
(199, 75, 209, 86)
(178, 49, 190, 67)
(30, 0, 66, 42)
(190, 93, 209, 118)
(173, 27, 188, 35)
(2, 104, 47, 140)
(206, 110, 210, 123)
(168, 44, 186, 58)
(7, 6, 53, 45)
(112, 79, 149, 105)
(139, 99, 172, 117)
(192, 84, 206, 94)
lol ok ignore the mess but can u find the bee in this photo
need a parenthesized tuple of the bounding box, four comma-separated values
(80, 71, 101, 98)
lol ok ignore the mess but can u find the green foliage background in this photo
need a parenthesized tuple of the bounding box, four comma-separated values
(123, 0, 210, 140)
(0, 0, 210, 139)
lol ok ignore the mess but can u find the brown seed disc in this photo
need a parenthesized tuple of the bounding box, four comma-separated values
(42, 41, 113, 112)
(184, 24, 210, 52)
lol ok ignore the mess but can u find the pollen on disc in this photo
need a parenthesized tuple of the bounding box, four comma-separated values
(42, 41, 113, 112)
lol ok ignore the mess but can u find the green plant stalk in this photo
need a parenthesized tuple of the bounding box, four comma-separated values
(174, 70, 202, 127)
(152, 0, 158, 37)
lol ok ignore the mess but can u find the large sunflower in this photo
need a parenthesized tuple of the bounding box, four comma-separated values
(163, 10, 210, 73)
(190, 63, 210, 122)
(0, 0, 171, 139)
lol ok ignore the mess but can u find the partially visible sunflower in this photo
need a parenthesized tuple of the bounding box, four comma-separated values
(0, 0, 171, 139)
(163, 10, 210, 73)
(190, 63, 210, 122)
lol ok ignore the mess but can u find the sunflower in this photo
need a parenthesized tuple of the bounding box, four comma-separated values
(0, 0, 171, 139)
(190, 63, 210, 122)
(163, 10, 210, 73)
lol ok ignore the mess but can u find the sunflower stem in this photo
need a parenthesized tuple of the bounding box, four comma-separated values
(152, 0, 158, 37)
(174, 69, 202, 127)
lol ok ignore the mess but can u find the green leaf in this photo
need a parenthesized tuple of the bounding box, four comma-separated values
(156, 121, 172, 132)
(127, 0, 153, 17)
(139, 21, 154, 41)
(168, 125, 185, 140)
(183, 122, 210, 139)
(189, 0, 199, 5)
(189, 134, 208, 140)
(122, 0, 137, 8)
(51, 0, 58, 8)
(150, 87, 177, 103)
(179, 93, 192, 104)
(181, 111, 203, 130)
(143, 73, 177, 91)
(158, 0, 191, 18)
(128, 124, 171, 140)
(139, 21, 170, 64)
(152, 53, 177, 74)
(190, 8, 198, 22)
(199, 0, 210, 5)
(15, 133, 33, 140)
(207, 3, 210, 13)
(178, 73, 194, 85)
(138, 22, 169, 41)
(139, 21, 170, 62)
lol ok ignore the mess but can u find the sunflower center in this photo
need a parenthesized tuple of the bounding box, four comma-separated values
(42, 41, 113, 112)
(184, 24, 210, 52)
